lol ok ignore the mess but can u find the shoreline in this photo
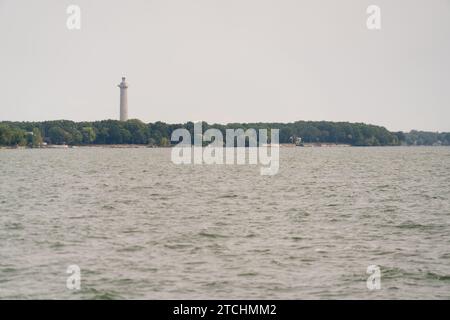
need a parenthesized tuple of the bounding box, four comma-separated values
(1, 144, 448, 150)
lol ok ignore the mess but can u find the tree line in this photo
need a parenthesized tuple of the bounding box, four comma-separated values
(0, 119, 449, 147)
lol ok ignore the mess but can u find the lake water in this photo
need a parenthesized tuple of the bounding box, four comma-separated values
(0, 147, 449, 299)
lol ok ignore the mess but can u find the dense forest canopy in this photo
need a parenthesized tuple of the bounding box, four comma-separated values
(0, 120, 449, 147)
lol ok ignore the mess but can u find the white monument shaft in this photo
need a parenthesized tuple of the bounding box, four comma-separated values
(118, 77, 129, 121)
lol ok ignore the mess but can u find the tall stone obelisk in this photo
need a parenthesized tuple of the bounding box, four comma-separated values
(118, 77, 129, 121)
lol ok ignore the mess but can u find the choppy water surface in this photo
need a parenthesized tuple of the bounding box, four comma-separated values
(0, 147, 449, 299)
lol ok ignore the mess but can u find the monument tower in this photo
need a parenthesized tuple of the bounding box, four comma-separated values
(118, 77, 129, 121)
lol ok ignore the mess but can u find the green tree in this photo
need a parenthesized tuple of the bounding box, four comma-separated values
(81, 127, 96, 144)
(31, 128, 43, 147)
(107, 124, 123, 144)
(10, 128, 27, 146)
(125, 119, 148, 144)
(159, 137, 170, 147)
(48, 127, 69, 145)
(0, 124, 12, 145)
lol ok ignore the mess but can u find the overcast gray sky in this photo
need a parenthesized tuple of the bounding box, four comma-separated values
(0, 0, 449, 131)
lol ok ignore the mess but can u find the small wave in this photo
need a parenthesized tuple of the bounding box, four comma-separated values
(1, 267, 17, 273)
(150, 193, 161, 197)
(238, 272, 258, 277)
(380, 266, 413, 280)
(425, 272, 450, 281)
(396, 221, 438, 230)
(204, 280, 230, 287)
(121, 228, 140, 234)
(117, 245, 145, 252)
(440, 253, 450, 259)
(50, 241, 65, 249)
(4, 223, 23, 230)
(198, 231, 228, 239)
(218, 194, 238, 199)
(164, 243, 192, 250)
(327, 203, 339, 207)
